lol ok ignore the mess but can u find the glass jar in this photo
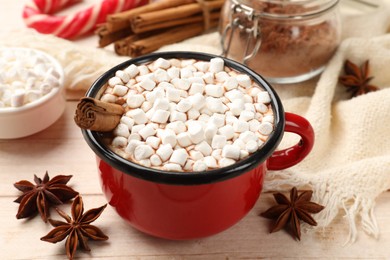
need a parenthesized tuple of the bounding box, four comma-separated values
(220, 0, 341, 84)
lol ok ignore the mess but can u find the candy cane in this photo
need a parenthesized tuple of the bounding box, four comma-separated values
(23, 0, 148, 39)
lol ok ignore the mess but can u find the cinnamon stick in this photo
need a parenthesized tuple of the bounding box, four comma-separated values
(74, 97, 124, 132)
(96, 26, 132, 47)
(130, 1, 223, 32)
(132, 11, 220, 34)
(107, 0, 196, 32)
(115, 21, 218, 57)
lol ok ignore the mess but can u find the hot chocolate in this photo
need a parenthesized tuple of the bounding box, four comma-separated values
(100, 57, 275, 172)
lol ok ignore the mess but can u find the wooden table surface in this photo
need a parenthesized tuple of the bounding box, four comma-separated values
(1, 1, 389, 259)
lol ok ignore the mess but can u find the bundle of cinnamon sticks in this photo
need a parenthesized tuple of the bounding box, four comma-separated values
(96, 0, 224, 57)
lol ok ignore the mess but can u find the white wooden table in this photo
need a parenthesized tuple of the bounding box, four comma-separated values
(1, 1, 389, 259)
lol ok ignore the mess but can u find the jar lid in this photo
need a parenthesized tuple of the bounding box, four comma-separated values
(235, 0, 339, 19)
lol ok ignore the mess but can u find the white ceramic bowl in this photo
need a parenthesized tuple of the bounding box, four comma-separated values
(0, 48, 65, 139)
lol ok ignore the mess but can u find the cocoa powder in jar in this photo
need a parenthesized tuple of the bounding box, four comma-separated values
(220, 0, 341, 83)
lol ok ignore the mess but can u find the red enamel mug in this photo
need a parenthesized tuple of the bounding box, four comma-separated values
(82, 52, 314, 240)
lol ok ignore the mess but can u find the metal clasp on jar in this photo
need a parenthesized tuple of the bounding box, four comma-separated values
(221, 1, 261, 64)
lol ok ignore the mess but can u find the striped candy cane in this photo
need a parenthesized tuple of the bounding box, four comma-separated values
(23, 0, 148, 39)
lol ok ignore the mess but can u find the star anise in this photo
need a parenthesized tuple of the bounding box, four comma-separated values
(261, 187, 324, 240)
(339, 59, 379, 98)
(41, 195, 108, 260)
(14, 171, 79, 222)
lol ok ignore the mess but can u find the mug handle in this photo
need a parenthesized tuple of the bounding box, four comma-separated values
(267, 112, 315, 171)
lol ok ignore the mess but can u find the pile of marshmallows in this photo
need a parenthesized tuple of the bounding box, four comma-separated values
(0, 48, 62, 108)
(102, 57, 275, 172)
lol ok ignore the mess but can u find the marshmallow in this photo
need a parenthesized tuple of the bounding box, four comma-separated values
(108, 76, 122, 87)
(236, 74, 251, 88)
(204, 123, 218, 141)
(11, 89, 25, 107)
(193, 161, 208, 171)
(138, 65, 150, 75)
(209, 57, 224, 73)
(160, 129, 177, 147)
(134, 145, 154, 161)
(222, 144, 240, 160)
(203, 156, 218, 168)
(177, 132, 192, 147)
(239, 110, 255, 122)
(166, 121, 187, 134)
(128, 133, 142, 141)
(113, 123, 130, 138)
(255, 103, 269, 113)
(151, 109, 170, 124)
(262, 115, 274, 124)
(209, 113, 225, 128)
(163, 163, 182, 171)
(101, 94, 117, 103)
(124, 64, 140, 78)
(188, 123, 205, 144)
(128, 109, 148, 124)
(206, 97, 225, 113)
(115, 70, 130, 83)
(189, 150, 204, 161)
(189, 93, 206, 110)
(180, 68, 193, 78)
(153, 98, 170, 110)
(194, 61, 209, 72)
(146, 136, 161, 149)
(205, 84, 224, 97)
(233, 120, 249, 133)
(246, 140, 259, 153)
(138, 159, 151, 167)
(131, 124, 145, 134)
(188, 82, 205, 95)
(150, 154, 163, 166)
(228, 99, 245, 116)
(153, 58, 171, 70)
(156, 144, 174, 162)
(257, 91, 271, 104)
(194, 141, 212, 156)
(176, 99, 192, 112)
(138, 124, 156, 140)
(112, 136, 128, 148)
(218, 125, 235, 140)
(215, 71, 230, 82)
(202, 72, 214, 84)
(141, 101, 152, 112)
(258, 122, 274, 135)
(240, 150, 249, 159)
(172, 78, 190, 90)
(211, 135, 227, 149)
(167, 67, 180, 79)
(170, 110, 187, 122)
(244, 103, 256, 113)
(219, 158, 236, 167)
(169, 148, 188, 166)
(211, 149, 222, 161)
(249, 119, 261, 132)
(140, 78, 156, 91)
(154, 68, 170, 83)
(224, 77, 239, 91)
(239, 131, 258, 143)
(120, 116, 135, 130)
(184, 160, 195, 171)
(166, 87, 181, 102)
(187, 108, 201, 120)
(126, 94, 145, 108)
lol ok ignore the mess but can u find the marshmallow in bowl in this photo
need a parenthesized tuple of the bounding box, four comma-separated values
(101, 57, 274, 172)
(0, 48, 62, 108)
